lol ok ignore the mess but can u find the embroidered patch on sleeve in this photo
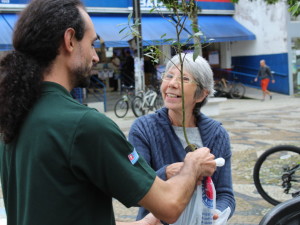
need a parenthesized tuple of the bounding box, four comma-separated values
(128, 149, 139, 165)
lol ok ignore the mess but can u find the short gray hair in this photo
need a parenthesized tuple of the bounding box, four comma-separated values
(165, 53, 215, 111)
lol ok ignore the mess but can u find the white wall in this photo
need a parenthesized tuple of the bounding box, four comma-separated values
(232, 0, 288, 57)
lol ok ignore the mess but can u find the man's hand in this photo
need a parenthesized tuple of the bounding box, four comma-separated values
(166, 162, 183, 179)
(184, 147, 216, 178)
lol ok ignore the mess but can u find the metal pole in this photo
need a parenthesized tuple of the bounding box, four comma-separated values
(132, 0, 145, 92)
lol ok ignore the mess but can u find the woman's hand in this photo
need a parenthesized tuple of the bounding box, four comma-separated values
(213, 213, 219, 220)
(166, 162, 184, 179)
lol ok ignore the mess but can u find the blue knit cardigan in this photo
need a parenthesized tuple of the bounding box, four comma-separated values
(128, 107, 236, 222)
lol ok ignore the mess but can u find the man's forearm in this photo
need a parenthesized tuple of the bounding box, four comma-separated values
(138, 148, 216, 224)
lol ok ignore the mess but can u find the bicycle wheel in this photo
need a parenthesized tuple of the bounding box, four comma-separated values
(230, 82, 246, 99)
(253, 145, 300, 205)
(114, 98, 129, 118)
(154, 94, 164, 110)
(131, 96, 145, 118)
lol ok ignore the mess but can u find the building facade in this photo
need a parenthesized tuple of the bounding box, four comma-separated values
(232, 0, 300, 95)
(1, 0, 299, 95)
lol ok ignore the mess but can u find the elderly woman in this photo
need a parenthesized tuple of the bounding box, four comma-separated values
(128, 53, 235, 224)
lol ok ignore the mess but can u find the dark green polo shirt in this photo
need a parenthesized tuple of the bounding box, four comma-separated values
(0, 82, 156, 225)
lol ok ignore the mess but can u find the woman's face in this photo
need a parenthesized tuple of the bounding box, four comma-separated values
(160, 66, 203, 114)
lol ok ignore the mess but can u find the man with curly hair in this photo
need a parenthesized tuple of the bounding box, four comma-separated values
(0, 1, 216, 225)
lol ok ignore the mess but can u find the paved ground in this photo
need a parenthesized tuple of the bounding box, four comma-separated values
(0, 86, 299, 224)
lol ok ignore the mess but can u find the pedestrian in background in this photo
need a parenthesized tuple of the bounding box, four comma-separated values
(0, 1, 217, 225)
(111, 52, 121, 91)
(254, 59, 275, 101)
(122, 49, 135, 86)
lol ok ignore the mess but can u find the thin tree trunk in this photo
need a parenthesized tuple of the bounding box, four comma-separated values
(189, 0, 202, 56)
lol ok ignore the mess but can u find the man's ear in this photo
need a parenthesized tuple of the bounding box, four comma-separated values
(63, 28, 76, 53)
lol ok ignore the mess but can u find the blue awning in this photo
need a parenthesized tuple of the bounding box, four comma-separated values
(91, 15, 191, 47)
(0, 14, 18, 51)
(140, 16, 191, 46)
(183, 15, 256, 42)
(91, 15, 255, 47)
(0, 14, 255, 51)
(91, 15, 131, 48)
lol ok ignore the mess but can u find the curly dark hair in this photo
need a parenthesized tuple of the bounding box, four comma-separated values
(0, 0, 85, 143)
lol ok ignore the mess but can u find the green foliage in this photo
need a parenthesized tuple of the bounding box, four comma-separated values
(288, 0, 300, 17)
(120, 0, 203, 63)
(143, 46, 161, 64)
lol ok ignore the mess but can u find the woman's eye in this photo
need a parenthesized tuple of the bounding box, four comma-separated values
(183, 77, 190, 82)
(166, 74, 173, 79)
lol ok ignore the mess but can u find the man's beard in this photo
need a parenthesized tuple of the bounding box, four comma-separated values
(71, 65, 92, 88)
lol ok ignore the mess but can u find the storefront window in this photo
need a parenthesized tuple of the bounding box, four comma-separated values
(291, 38, 300, 96)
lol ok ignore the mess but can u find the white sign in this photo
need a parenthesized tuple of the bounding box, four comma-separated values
(208, 51, 219, 65)
(140, 0, 165, 9)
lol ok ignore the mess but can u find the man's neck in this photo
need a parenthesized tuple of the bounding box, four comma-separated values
(43, 59, 72, 91)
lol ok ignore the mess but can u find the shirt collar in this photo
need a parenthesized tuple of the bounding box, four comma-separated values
(41, 81, 72, 97)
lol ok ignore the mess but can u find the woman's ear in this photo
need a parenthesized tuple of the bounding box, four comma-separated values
(196, 89, 209, 103)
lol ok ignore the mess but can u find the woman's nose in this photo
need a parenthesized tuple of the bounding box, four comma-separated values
(168, 77, 180, 88)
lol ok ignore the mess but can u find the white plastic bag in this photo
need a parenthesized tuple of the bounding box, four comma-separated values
(171, 183, 203, 225)
(213, 207, 231, 225)
(171, 177, 230, 225)
(171, 177, 215, 225)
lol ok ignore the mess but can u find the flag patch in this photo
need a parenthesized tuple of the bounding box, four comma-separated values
(128, 149, 139, 165)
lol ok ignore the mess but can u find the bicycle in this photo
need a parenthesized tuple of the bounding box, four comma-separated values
(214, 77, 246, 99)
(131, 86, 163, 118)
(253, 145, 300, 205)
(113, 84, 135, 118)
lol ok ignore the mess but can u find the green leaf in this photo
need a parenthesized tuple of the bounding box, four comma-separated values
(119, 27, 127, 34)
(193, 31, 203, 37)
(131, 28, 140, 36)
(134, 19, 140, 26)
(149, 8, 155, 13)
(128, 12, 133, 23)
(163, 38, 174, 43)
(288, 2, 300, 17)
(193, 46, 200, 61)
(116, 23, 127, 27)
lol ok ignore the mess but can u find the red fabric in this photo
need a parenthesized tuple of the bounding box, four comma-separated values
(261, 78, 270, 91)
